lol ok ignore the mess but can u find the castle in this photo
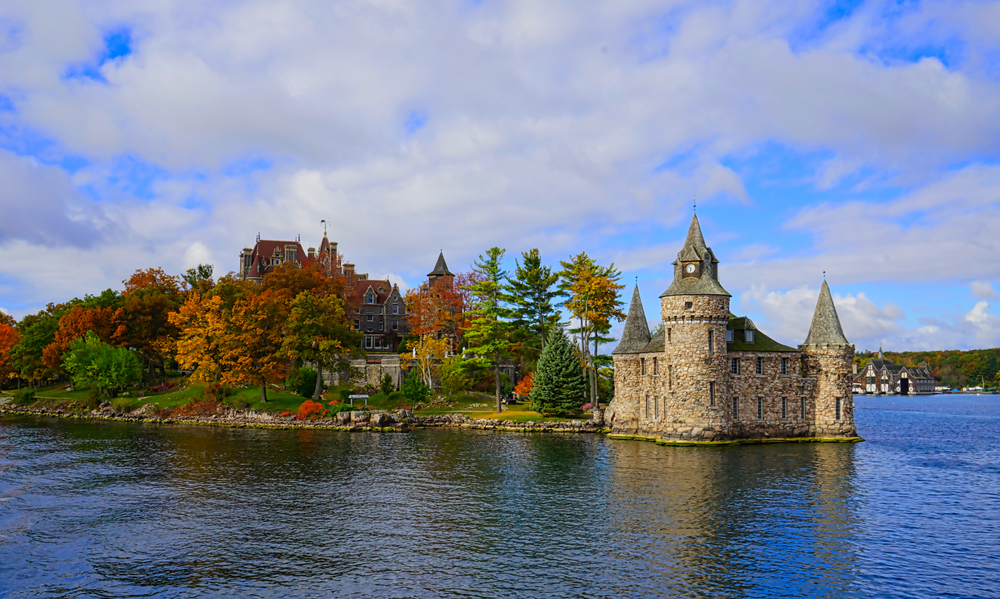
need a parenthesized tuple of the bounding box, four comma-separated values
(606, 214, 858, 442)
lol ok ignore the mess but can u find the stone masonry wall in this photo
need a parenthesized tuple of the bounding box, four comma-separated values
(727, 351, 817, 439)
(802, 346, 857, 437)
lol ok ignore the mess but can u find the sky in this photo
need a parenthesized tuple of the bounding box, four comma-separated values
(1, 0, 1000, 353)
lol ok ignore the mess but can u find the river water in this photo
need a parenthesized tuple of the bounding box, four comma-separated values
(0, 394, 997, 598)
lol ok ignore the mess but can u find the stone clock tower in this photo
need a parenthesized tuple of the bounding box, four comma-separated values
(658, 214, 733, 436)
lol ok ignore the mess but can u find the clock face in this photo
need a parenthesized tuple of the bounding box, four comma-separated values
(685, 264, 696, 274)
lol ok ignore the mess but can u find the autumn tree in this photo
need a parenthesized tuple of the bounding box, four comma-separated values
(503, 248, 560, 370)
(406, 278, 467, 348)
(182, 264, 214, 291)
(10, 305, 67, 386)
(0, 321, 20, 383)
(118, 268, 183, 377)
(282, 289, 361, 400)
(63, 331, 142, 398)
(462, 247, 512, 413)
(400, 335, 452, 389)
(42, 303, 123, 374)
(219, 288, 289, 403)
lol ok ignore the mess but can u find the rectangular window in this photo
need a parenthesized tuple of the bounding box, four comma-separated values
(367, 315, 373, 322)
(733, 397, 739, 419)
(685, 301, 693, 310)
(800, 398, 806, 420)
(640, 358, 646, 375)
(782, 397, 787, 419)
(354, 320, 359, 329)
(653, 357, 658, 375)
(756, 357, 763, 375)
(365, 337, 373, 349)
(781, 358, 788, 375)
(709, 381, 715, 406)
(836, 398, 842, 421)
(757, 397, 763, 420)
(654, 396, 659, 420)
(667, 328, 671, 343)
(731, 358, 740, 375)
(708, 330, 714, 356)
(668, 365, 673, 390)
(392, 320, 398, 330)
(392, 304, 399, 314)
(645, 394, 650, 419)
(746, 330, 754, 343)
(379, 322, 384, 331)
(727, 329, 733, 342)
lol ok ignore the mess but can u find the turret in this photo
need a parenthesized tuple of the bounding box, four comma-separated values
(800, 280, 857, 437)
(428, 251, 455, 290)
(612, 285, 651, 355)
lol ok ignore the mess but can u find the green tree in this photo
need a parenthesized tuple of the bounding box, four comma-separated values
(182, 264, 215, 290)
(380, 372, 395, 395)
(63, 331, 142, 398)
(531, 326, 587, 416)
(439, 356, 470, 396)
(401, 369, 430, 404)
(282, 289, 360, 400)
(503, 248, 560, 370)
(461, 247, 512, 413)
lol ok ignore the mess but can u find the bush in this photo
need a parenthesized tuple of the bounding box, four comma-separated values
(206, 382, 231, 401)
(401, 369, 430, 404)
(289, 367, 318, 398)
(12, 388, 35, 406)
(380, 373, 394, 395)
(111, 397, 137, 413)
(297, 399, 327, 421)
(223, 394, 251, 410)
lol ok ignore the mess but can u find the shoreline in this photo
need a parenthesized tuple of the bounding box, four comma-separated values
(0, 404, 863, 444)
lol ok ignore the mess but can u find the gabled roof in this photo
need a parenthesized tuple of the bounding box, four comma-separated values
(639, 328, 665, 354)
(428, 251, 453, 277)
(802, 280, 850, 347)
(726, 315, 798, 352)
(612, 286, 652, 354)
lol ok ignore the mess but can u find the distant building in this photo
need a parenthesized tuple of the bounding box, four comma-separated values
(859, 351, 935, 395)
(350, 278, 407, 352)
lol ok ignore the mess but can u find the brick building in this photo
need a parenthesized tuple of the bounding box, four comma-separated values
(606, 214, 858, 442)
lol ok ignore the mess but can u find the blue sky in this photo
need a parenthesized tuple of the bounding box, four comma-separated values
(1, 0, 1000, 351)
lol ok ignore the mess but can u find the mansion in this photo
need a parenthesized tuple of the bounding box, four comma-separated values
(855, 354, 935, 395)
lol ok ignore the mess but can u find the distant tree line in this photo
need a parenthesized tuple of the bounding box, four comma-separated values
(856, 348, 1000, 389)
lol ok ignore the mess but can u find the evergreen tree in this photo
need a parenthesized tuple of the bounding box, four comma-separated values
(503, 248, 560, 370)
(462, 247, 512, 413)
(531, 326, 587, 416)
(401, 369, 430, 404)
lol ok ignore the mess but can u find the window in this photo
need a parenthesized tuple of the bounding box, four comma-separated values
(757, 397, 763, 420)
(745, 330, 754, 343)
(733, 397, 739, 419)
(708, 330, 714, 356)
(668, 365, 673, 390)
(709, 382, 715, 406)
(836, 398, 842, 421)
(365, 337, 373, 349)
(731, 358, 740, 375)
(641, 358, 646, 375)
(684, 301, 693, 310)
(645, 394, 650, 419)
(367, 315, 373, 322)
(727, 329, 733, 342)
(800, 398, 806, 420)
(379, 322, 384, 331)
(781, 358, 788, 375)
(782, 397, 787, 419)
(756, 357, 763, 375)
(667, 328, 671, 343)
(654, 396, 659, 420)
(366, 292, 375, 304)
(653, 357, 658, 375)
(367, 328, 373, 333)
(392, 320, 398, 330)
(354, 320, 359, 329)
(392, 304, 399, 315)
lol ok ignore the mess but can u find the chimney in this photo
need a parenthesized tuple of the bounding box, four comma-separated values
(344, 263, 355, 276)
(307, 247, 316, 259)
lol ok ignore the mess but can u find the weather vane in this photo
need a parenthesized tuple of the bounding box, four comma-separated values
(693, 194, 697, 213)
(320, 219, 327, 236)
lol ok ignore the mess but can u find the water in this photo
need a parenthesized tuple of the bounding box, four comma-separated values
(0, 394, 997, 598)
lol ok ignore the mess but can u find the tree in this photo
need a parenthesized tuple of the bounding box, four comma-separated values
(11, 307, 65, 386)
(42, 304, 123, 374)
(531, 326, 587, 416)
(182, 264, 214, 290)
(0, 322, 20, 383)
(399, 334, 451, 389)
(170, 292, 229, 382)
(439, 356, 470, 396)
(557, 253, 625, 407)
(118, 268, 183, 377)
(63, 331, 142, 398)
(503, 249, 560, 370)
(401, 368, 430, 404)
(405, 277, 467, 347)
(282, 289, 360, 400)
(220, 288, 289, 403)
(461, 248, 512, 413)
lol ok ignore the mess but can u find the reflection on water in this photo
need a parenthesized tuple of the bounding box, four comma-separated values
(0, 394, 997, 598)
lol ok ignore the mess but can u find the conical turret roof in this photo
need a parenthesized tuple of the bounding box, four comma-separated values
(802, 280, 850, 347)
(661, 214, 730, 297)
(428, 251, 453, 277)
(613, 285, 652, 354)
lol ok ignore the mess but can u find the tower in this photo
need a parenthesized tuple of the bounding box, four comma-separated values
(427, 251, 455, 291)
(658, 214, 732, 438)
(609, 285, 653, 432)
(800, 280, 856, 437)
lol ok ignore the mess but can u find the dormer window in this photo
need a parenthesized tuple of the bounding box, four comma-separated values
(727, 329, 734, 342)
(366, 292, 375, 304)
(745, 330, 754, 343)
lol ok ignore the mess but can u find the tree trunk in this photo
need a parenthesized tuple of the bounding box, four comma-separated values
(495, 361, 501, 414)
(592, 337, 600, 407)
(260, 379, 268, 403)
(313, 364, 323, 401)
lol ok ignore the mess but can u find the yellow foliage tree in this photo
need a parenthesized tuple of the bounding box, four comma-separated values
(399, 334, 451, 389)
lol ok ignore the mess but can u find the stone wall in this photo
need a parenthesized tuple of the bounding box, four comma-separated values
(802, 345, 857, 437)
(727, 350, 817, 439)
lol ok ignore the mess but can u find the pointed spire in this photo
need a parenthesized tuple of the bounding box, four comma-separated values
(803, 280, 850, 347)
(661, 213, 730, 297)
(684, 214, 708, 253)
(612, 285, 652, 354)
(428, 251, 453, 277)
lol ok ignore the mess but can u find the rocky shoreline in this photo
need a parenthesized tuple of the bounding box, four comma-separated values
(0, 403, 609, 434)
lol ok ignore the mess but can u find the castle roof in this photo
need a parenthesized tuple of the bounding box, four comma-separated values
(428, 251, 453, 277)
(727, 315, 798, 352)
(801, 280, 851, 347)
(612, 285, 652, 354)
(661, 214, 731, 297)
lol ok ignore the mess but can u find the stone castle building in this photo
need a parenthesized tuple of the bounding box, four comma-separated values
(606, 214, 858, 442)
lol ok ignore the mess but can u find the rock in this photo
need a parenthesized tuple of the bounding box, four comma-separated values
(371, 413, 388, 427)
(351, 411, 369, 423)
(99, 401, 111, 409)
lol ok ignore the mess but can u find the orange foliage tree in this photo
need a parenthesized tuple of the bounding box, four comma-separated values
(118, 268, 183, 376)
(219, 288, 289, 403)
(0, 322, 20, 382)
(405, 276, 470, 349)
(42, 305, 123, 373)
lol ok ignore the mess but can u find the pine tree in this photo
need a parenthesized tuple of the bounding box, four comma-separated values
(503, 248, 560, 370)
(531, 326, 587, 416)
(462, 247, 512, 413)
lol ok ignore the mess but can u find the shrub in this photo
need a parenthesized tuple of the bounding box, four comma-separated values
(380, 373, 394, 395)
(223, 394, 251, 410)
(12, 388, 36, 406)
(289, 367, 318, 399)
(151, 381, 175, 393)
(401, 369, 430, 404)
(297, 399, 327, 421)
(581, 403, 594, 412)
(111, 397, 137, 413)
(206, 382, 231, 401)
